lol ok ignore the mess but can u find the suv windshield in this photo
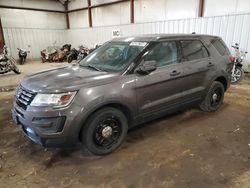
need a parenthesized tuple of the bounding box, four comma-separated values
(79, 41, 147, 72)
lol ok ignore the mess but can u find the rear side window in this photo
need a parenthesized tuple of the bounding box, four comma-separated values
(211, 39, 230, 56)
(180, 40, 209, 61)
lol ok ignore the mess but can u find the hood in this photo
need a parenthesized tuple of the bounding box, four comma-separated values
(21, 65, 120, 93)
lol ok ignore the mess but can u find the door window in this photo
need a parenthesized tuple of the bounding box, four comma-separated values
(143, 41, 179, 67)
(180, 40, 209, 61)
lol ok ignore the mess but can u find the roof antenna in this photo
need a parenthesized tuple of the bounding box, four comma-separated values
(192, 32, 196, 34)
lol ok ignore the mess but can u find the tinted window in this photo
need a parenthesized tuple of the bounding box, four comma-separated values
(144, 41, 179, 67)
(211, 39, 230, 56)
(79, 41, 147, 72)
(180, 40, 209, 61)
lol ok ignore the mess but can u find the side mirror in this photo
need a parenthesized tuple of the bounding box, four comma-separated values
(135, 60, 157, 75)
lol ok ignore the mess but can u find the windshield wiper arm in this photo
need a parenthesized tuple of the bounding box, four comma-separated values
(80, 64, 102, 71)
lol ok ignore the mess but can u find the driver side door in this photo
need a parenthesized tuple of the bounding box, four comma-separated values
(134, 41, 185, 121)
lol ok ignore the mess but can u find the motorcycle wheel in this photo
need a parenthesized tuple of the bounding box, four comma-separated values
(231, 67, 244, 84)
(19, 57, 24, 65)
(41, 57, 46, 63)
(67, 55, 73, 63)
(10, 60, 21, 74)
(13, 67, 21, 74)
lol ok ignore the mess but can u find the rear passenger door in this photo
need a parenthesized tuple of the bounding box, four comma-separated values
(179, 39, 213, 101)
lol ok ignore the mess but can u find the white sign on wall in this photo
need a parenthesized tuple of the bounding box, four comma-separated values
(112, 29, 121, 38)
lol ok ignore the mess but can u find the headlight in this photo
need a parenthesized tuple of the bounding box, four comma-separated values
(30, 91, 77, 107)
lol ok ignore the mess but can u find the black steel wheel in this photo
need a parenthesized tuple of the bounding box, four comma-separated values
(200, 81, 224, 112)
(81, 107, 128, 155)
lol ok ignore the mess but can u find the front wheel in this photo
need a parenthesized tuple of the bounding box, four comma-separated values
(8, 58, 21, 74)
(81, 107, 128, 155)
(67, 55, 73, 63)
(231, 67, 244, 84)
(13, 67, 21, 74)
(200, 81, 224, 112)
(19, 57, 24, 65)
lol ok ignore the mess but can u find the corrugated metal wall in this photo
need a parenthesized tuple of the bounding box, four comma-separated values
(3, 12, 250, 60)
(68, 13, 250, 61)
(3, 28, 66, 59)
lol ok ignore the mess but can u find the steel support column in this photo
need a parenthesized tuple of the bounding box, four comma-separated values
(198, 0, 205, 17)
(130, 0, 134, 23)
(87, 0, 93, 27)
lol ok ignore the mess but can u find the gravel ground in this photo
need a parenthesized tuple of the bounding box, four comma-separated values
(0, 61, 250, 188)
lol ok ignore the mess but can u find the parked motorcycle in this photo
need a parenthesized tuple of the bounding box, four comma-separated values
(77, 46, 89, 62)
(67, 48, 79, 63)
(67, 44, 101, 64)
(0, 46, 21, 74)
(40, 41, 60, 63)
(231, 43, 248, 84)
(17, 45, 30, 65)
(52, 44, 71, 62)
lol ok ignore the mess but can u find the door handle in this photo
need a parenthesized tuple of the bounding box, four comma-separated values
(170, 70, 181, 76)
(207, 62, 214, 67)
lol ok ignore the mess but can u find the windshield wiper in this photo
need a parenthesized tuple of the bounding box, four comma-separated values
(80, 64, 102, 71)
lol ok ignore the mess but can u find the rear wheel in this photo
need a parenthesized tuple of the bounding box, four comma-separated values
(200, 81, 224, 112)
(81, 107, 128, 155)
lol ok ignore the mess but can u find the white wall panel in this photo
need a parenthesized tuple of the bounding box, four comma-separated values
(91, 0, 120, 5)
(134, 0, 166, 22)
(67, 13, 250, 61)
(237, 0, 250, 12)
(68, 0, 88, 10)
(0, 9, 66, 29)
(3, 28, 66, 59)
(0, 0, 64, 10)
(69, 10, 89, 28)
(91, 2, 130, 26)
(165, 0, 199, 20)
(135, 0, 199, 23)
(204, 0, 250, 17)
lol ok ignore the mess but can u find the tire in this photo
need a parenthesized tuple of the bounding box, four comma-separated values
(19, 57, 24, 65)
(12, 63, 21, 74)
(200, 81, 224, 112)
(13, 68, 21, 74)
(67, 55, 73, 63)
(49, 55, 53, 63)
(81, 107, 128, 155)
(41, 57, 46, 63)
(231, 67, 244, 84)
(8, 58, 21, 74)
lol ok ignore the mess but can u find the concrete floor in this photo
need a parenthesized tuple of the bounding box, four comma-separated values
(0, 61, 250, 188)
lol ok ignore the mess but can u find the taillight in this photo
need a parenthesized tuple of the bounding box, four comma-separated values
(229, 56, 235, 63)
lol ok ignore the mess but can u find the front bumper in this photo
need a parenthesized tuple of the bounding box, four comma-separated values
(12, 98, 84, 148)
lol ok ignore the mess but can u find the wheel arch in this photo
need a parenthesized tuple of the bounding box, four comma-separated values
(214, 76, 228, 91)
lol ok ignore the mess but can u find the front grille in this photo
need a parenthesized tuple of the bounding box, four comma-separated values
(16, 86, 36, 110)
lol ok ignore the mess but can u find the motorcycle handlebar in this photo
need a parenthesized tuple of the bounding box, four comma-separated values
(232, 45, 239, 49)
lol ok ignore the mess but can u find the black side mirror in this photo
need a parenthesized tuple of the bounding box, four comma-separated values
(136, 60, 157, 75)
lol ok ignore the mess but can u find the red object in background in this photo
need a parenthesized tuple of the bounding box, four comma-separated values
(229, 56, 235, 63)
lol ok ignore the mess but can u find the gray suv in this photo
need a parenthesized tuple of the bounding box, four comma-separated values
(12, 34, 232, 155)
